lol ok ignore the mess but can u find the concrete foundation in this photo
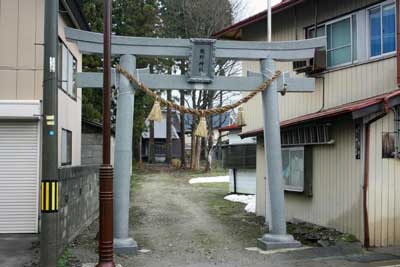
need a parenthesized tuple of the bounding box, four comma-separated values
(257, 234, 302, 250)
(114, 237, 138, 254)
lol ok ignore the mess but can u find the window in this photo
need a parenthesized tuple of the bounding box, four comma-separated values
(61, 129, 72, 165)
(58, 41, 77, 98)
(326, 15, 357, 67)
(369, 2, 396, 57)
(306, 14, 357, 68)
(307, 25, 326, 38)
(282, 147, 305, 192)
(222, 144, 257, 169)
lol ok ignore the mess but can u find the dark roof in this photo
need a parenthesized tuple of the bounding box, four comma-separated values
(61, 0, 90, 31)
(218, 124, 243, 132)
(184, 113, 231, 131)
(239, 90, 400, 138)
(212, 0, 305, 39)
(82, 119, 115, 135)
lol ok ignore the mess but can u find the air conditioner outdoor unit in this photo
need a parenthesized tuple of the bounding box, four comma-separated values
(293, 49, 326, 75)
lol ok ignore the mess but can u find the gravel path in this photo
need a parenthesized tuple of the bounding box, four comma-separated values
(66, 167, 384, 267)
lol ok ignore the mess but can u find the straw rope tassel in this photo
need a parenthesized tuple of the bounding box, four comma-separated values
(195, 116, 208, 138)
(147, 100, 162, 122)
(236, 107, 245, 126)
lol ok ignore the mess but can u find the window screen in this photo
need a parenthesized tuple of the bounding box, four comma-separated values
(282, 147, 305, 192)
(327, 18, 352, 67)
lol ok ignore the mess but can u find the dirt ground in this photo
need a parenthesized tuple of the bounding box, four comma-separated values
(64, 166, 400, 267)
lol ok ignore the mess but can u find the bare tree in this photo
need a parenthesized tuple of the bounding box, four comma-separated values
(160, 0, 242, 170)
(149, 120, 155, 163)
(165, 90, 172, 164)
(180, 91, 187, 168)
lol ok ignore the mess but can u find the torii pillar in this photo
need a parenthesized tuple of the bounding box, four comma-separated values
(113, 54, 138, 254)
(258, 58, 301, 250)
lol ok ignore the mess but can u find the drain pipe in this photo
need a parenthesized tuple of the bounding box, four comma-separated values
(363, 109, 388, 247)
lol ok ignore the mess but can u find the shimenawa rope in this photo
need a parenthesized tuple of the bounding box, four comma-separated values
(115, 64, 281, 137)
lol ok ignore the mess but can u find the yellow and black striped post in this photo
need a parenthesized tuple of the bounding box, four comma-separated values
(41, 181, 59, 213)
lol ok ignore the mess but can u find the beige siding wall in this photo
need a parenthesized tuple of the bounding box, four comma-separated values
(0, 0, 44, 100)
(368, 112, 400, 247)
(256, 120, 364, 241)
(241, 0, 397, 133)
(241, 0, 400, 246)
(57, 16, 82, 166)
(0, 0, 82, 165)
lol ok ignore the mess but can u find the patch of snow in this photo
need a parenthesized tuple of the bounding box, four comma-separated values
(245, 246, 311, 255)
(189, 176, 229, 184)
(224, 194, 256, 213)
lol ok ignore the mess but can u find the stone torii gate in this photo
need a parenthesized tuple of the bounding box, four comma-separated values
(65, 27, 326, 252)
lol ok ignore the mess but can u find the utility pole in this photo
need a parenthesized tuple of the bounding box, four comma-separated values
(98, 0, 115, 266)
(40, 0, 59, 266)
(267, 0, 272, 42)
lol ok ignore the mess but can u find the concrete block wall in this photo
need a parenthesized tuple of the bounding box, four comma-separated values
(81, 132, 115, 165)
(82, 133, 104, 165)
(57, 165, 99, 256)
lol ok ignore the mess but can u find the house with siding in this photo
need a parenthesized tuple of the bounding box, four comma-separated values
(219, 124, 258, 195)
(214, 0, 400, 247)
(0, 0, 88, 233)
(142, 110, 182, 162)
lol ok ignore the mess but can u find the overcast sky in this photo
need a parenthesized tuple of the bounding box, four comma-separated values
(236, 0, 282, 21)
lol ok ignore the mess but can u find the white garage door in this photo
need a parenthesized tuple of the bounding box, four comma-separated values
(0, 121, 39, 233)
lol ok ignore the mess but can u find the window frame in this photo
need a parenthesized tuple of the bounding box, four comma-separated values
(325, 14, 356, 68)
(61, 128, 72, 166)
(282, 146, 305, 193)
(305, 13, 358, 69)
(367, 0, 397, 59)
(58, 39, 78, 100)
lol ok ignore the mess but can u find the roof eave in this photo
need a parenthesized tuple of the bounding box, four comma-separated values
(239, 90, 400, 139)
(212, 0, 306, 39)
(61, 0, 90, 31)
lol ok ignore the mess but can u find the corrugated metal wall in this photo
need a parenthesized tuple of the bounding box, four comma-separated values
(368, 112, 400, 247)
(241, 0, 396, 133)
(241, 0, 400, 246)
(256, 120, 364, 242)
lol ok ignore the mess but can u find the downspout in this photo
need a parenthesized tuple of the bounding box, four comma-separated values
(233, 168, 237, 194)
(363, 103, 390, 247)
(317, 76, 325, 112)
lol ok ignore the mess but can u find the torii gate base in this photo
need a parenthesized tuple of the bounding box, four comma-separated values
(258, 235, 301, 250)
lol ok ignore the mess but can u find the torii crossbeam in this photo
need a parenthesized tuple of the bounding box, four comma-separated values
(65, 26, 326, 257)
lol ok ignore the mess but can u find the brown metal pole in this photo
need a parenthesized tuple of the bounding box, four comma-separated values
(98, 0, 115, 266)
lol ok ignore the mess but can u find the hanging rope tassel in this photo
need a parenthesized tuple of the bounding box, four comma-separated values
(195, 116, 208, 138)
(147, 100, 162, 122)
(236, 107, 245, 126)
